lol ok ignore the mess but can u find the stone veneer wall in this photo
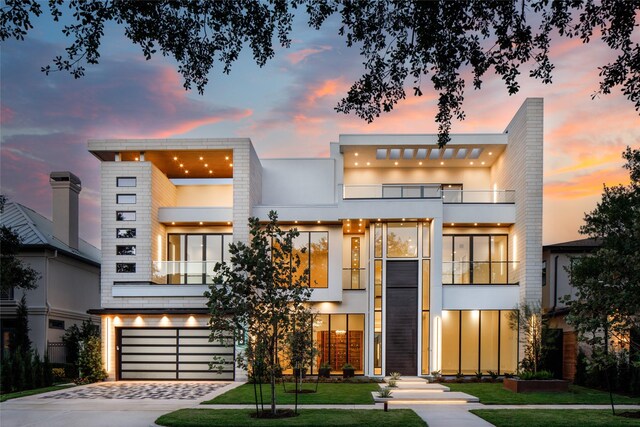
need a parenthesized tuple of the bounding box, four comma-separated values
(491, 98, 544, 306)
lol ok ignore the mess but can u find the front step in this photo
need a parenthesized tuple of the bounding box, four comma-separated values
(379, 382, 450, 391)
(372, 390, 479, 403)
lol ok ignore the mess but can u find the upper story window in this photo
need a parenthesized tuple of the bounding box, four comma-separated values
(387, 222, 418, 258)
(290, 231, 328, 288)
(117, 177, 137, 187)
(442, 235, 511, 284)
(117, 194, 136, 204)
(117, 228, 136, 238)
(116, 263, 136, 273)
(116, 211, 136, 221)
(116, 245, 136, 255)
(167, 233, 232, 284)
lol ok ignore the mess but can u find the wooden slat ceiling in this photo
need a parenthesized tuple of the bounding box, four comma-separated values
(120, 150, 234, 178)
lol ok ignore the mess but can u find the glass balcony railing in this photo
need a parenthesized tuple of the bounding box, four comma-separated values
(342, 268, 366, 290)
(442, 261, 520, 285)
(152, 261, 222, 284)
(342, 185, 515, 203)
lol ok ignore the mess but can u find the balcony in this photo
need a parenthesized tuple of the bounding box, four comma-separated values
(342, 268, 366, 290)
(442, 261, 520, 285)
(152, 261, 221, 285)
(343, 185, 514, 204)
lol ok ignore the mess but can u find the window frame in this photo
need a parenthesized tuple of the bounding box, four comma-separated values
(116, 177, 137, 187)
(116, 263, 136, 273)
(116, 228, 136, 238)
(116, 211, 136, 221)
(116, 194, 137, 204)
(442, 234, 510, 285)
(116, 245, 136, 256)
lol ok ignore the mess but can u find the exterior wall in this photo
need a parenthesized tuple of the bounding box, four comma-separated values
(491, 98, 544, 306)
(260, 159, 335, 206)
(150, 165, 177, 268)
(343, 167, 491, 190)
(176, 184, 233, 207)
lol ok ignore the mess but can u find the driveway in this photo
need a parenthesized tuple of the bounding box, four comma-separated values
(0, 381, 240, 427)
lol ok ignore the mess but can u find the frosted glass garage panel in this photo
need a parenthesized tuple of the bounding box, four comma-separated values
(179, 337, 214, 345)
(122, 346, 177, 354)
(121, 363, 176, 371)
(122, 329, 177, 337)
(122, 354, 176, 362)
(179, 371, 231, 380)
(121, 337, 176, 346)
(178, 363, 212, 371)
(179, 346, 232, 354)
(180, 329, 211, 337)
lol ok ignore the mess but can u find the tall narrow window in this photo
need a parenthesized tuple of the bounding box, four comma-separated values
(349, 237, 361, 289)
(374, 223, 382, 258)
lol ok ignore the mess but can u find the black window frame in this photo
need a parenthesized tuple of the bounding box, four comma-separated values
(116, 194, 137, 204)
(166, 233, 232, 284)
(116, 211, 136, 221)
(442, 234, 511, 285)
(117, 228, 136, 238)
(116, 263, 136, 273)
(116, 245, 136, 256)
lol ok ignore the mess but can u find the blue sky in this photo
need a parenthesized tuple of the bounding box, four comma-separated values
(1, 10, 638, 247)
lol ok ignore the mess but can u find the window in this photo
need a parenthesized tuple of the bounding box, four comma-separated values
(116, 245, 136, 255)
(117, 177, 137, 187)
(49, 319, 65, 330)
(116, 211, 136, 221)
(117, 194, 136, 204)
(117, 228, 136, 238)
(343, 237, 364, 289)
(442, 235, 512, 284)
(116, 263, 136, 273)
(387, 222, 418, 258)
(441, 310, 517, 375)
(166, 234, 232, 284)
(288, 231, 328, 288)
(314, 314, 365, 374)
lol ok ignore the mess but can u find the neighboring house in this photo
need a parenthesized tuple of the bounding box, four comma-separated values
(542, 237, 601, 380)
(0, 172, 101, 361)
(88, 98, 542, 381)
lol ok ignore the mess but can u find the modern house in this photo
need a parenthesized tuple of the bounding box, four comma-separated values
(542, 237, 601, 380)
(0, 172, 101, 361)
(88, 98, 543, 381)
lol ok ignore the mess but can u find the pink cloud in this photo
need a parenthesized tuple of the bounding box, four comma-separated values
(287, 46, 332, 64)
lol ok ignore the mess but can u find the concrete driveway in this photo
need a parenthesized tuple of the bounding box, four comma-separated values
(0, 381, 240, 427)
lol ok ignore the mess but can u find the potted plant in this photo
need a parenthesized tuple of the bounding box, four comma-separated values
(318, 362, 331, 378)
(342, 363, 355, 378)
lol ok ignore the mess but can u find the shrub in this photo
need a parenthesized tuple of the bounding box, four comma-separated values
(1, 353, 13, 393)
(43, 354, 53, 387)
(62, 319, 100, 365)
(518, 370, 554, 380)
(377, 386, 393, 398)
(32, 351, 44, 389)
(488, 370, 499, 380)
(475, 370, 483, 379)
(574, 350, 587, 386)
(52, 368, 66, 382)
(387, 378, 397, 387)
(389, 371, 401, 380)
(77, 336, 107, 383)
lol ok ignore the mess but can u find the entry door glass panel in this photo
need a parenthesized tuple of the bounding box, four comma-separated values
(186, 235, 203, 283)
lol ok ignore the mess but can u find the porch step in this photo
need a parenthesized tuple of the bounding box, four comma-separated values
(372, 390, 479, 403)
(379, 382, 449, 391)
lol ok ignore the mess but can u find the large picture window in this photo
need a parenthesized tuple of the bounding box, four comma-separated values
(442, 235, 512, 284)
(387, 222, 418, 258)
(314, 314, 365, 374)
(288, 231, 328, 288)
(441, 310, 517, 375)
(166, 233, 232, 284)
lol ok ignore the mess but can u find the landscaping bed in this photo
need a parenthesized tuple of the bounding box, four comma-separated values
(203, 382, 379, 405)
(503, 377, 569, 393)
(471, 409, 640, 427)
(156, 409, 426, 426)
(447, 383, 640, 405)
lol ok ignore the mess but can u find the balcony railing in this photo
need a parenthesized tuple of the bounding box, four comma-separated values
(442, 261, 519, 285)
(343, 185, 515, 203)
(152, 261, 222, 284)
(342, 268, 366, 290)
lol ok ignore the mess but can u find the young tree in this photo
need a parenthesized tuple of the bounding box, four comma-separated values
(1, 196, 40, 294)
(10, 294, 32, 356)
(565, 147, 640, 413)
(1, 1, 638, 146)
(62, 319, 100, 366)
(205, 211, 313, 417)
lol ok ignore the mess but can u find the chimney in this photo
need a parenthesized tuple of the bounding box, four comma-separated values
(49, 171, 82, 250)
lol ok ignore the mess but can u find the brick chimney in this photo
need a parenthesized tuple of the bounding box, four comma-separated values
(49, 172, 82, 250)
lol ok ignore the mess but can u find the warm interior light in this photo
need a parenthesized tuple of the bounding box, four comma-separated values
(394, 161, 398, 166)
(134, 157, 139, 161)
(440, 161, 444, 165)
(366, 162, 370, 166)
(419, 161, 423, 165)
(355, 152, 359, 157)
(354, 162, 358, 166)
(451, 223, 455, 226)
(497, 223, 501, 226)
(294, 220, 298, 224)
(470, 161, 474, 165)
(160, 315, 171, 326)
(227, 221, 231, 225)
(186, 315, 197, 327)
(489, 152, 493, 155)
(481, 161, 485, 165)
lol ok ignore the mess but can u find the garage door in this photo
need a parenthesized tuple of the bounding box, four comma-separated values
(117, 327, 234, 380)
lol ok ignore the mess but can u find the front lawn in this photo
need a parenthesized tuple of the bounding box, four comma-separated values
(156, 409, 426, 427)
(471, 409, 640, 427)
(0, 384, 76, 402)
(447, 383, 640, 405)
(204, 382, 379, 405)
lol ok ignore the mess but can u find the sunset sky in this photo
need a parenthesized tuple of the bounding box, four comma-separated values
(1, 13, 638, 248)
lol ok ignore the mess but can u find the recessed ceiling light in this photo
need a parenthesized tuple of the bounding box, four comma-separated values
(173, 156, 178, 161)
(295, 220, 298, 224)
(419, 161, 423, 165)
(354, 162, 358, 166)
(171, 222, 175, 225)
(481, 161, 485, 165)
(489, 152, 493, 155)
(227, 221, 231, 225)
(204, 163, 208, 167)
(134, 157, 139, 161)
(394, 161, 398, 166)
(451, 223, 455, 226)
(440, 161, 444, 165)
(402, 218, 406, 221)
(185, 170, 189, 174)
(474, 223, 478, 226)
(209, 170, 213, 174)
(317, 220, 321, 224)
(199, 156, 203, 160)
(470, 161, 474, 165)
(366, 162, 370, 166)
(355, 152, 359, 157)
(377, 218, 381, 221)
(497, 223, 501, 226)
(229, 163, 233, 167)
(179, 163, 184, 167)
(225, 156, 229, 160)
(199, 221, 203, 225)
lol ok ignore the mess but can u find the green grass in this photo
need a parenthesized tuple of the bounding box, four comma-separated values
(0, 384, 76, 402)
(156, 409, 427, 426)
(204, 383, 379, 405)
(471, 409, 640, 426)
(447, 383, 640, 405)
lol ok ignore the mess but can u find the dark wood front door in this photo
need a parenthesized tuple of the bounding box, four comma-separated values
(385, 261, 418, 375)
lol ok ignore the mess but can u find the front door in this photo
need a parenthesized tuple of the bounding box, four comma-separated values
(385, 261, 418, 375)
